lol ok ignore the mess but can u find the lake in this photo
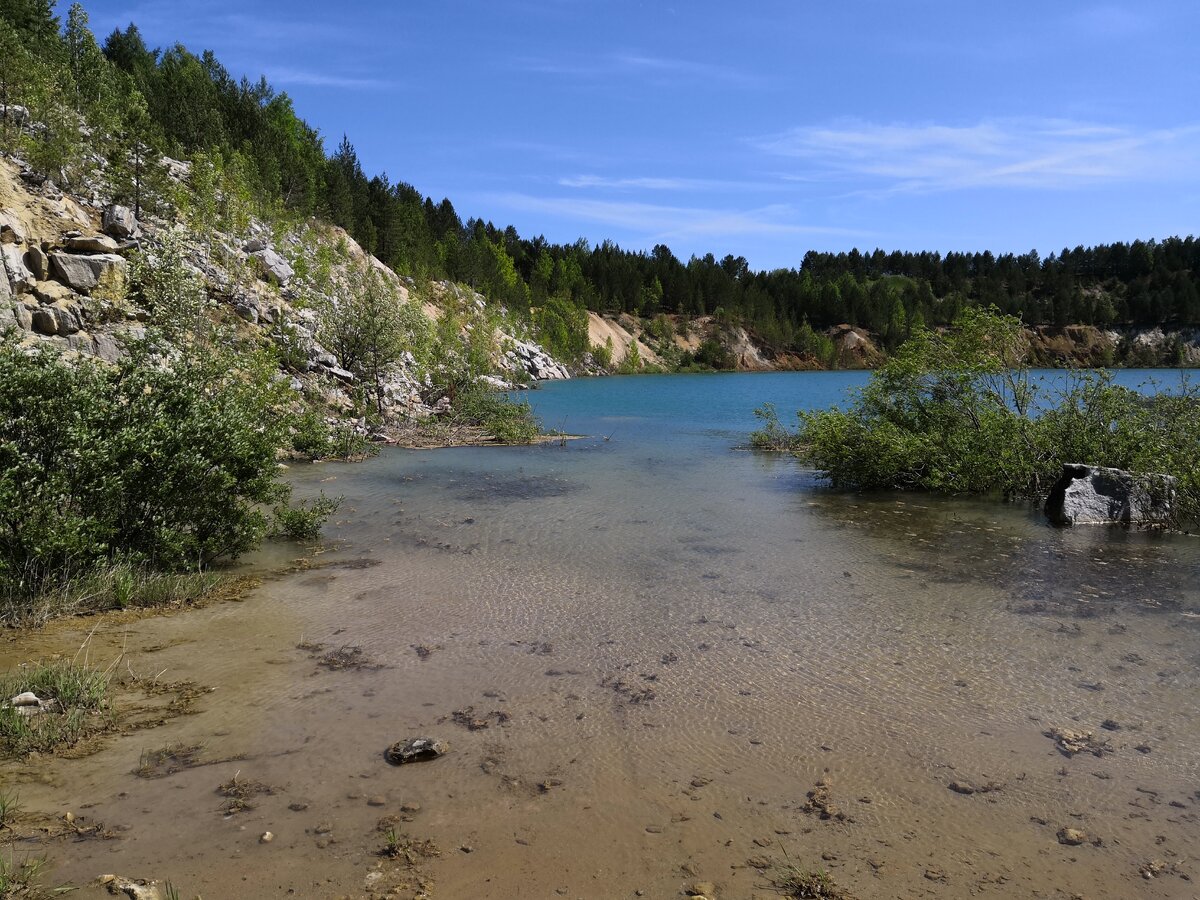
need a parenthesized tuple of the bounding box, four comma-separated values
(4, 371, 1198, 899)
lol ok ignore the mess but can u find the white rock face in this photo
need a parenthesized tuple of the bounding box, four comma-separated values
(507, 337, 570, 381)
(1044, 464, 1177, 527)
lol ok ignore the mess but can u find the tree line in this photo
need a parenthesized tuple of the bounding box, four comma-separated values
(3, 1, 1198, 367)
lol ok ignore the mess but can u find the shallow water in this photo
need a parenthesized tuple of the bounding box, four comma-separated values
(3, 371, 1199, 899)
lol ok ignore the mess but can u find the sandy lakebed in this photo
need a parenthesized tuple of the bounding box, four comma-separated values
(2, 371, 1199, 900)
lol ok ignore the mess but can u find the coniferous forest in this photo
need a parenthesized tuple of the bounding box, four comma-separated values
(2, 0, 1198, 367)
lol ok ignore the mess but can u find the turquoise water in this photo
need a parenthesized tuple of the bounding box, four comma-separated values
(519, 368, 1195, 449)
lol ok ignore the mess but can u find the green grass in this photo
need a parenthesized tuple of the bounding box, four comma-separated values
(0, 660, 114, 756)
(1, 561, 228, 628)
(0, 789, 20, 830)
(0, 847, 71, 898)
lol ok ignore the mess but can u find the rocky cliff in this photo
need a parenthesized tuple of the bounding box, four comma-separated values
(0, 154, 570, 442)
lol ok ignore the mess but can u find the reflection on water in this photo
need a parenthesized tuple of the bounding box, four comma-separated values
(4, 371, 1199, 899)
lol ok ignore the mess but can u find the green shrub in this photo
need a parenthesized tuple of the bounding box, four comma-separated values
(0, 332, 291, 605)
(750, 403, 802, 451)
(272, 492, 342, 541)
(771, 308, 1200, 522)
(452, 389, 540, 444)
(591, 336, 614, 370)
(290, 410, 378, 461)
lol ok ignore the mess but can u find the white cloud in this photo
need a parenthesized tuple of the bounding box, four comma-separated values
(263, 68, 393, 90)
(754, 118, 1200, 194)
(557, 174, 779, 192)
(514, 52, 758, 86)
(486, 193, 867, 243)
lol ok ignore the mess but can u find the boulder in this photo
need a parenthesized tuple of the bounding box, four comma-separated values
(0, 265, 9, 304)
(2, 243, 35, 293)
(242, 237, 268, 253)
(49, 252, 126, 294)
(31, 302, 81, 337)
(101, 204, 138, 240)
(232, 295, 261, 325)
(52, 300, 83, 334)
(0, 302, 14, 332)
(0, 105, 29, 126)
(30, 307, 58, 336)
(1044, 464, 1177, 527)
(0, 210, 26, 244)
(64, 234, 120, 254)
(250, 248, 293, 286)
(93, 332, 123, 363)
(66, 333, 101, 356)
(14, 301, 34, 331)
(384, 737, 449, 765)
(32, 280, 74, 305)
(25, 245, 48, 280)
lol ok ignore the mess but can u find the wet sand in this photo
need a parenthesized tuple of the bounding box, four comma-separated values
(2, 434, 1199, 900)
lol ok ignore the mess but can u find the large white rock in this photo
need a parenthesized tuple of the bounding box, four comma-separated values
(0, 210, 26, 244)
(101, 204, 138, 240)
(49, 252, 126, 294)
(1044, 464, 1177, 527)
(2, 243, 35, 293)
(250, 248, 294, 286)
(509, 338, 570, 381)
(64, 233, 120, 254)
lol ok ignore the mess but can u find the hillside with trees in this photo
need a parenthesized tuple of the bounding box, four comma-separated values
(3, 1, 1197, 374)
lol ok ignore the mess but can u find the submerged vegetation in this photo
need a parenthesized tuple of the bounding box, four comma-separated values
(754, 308, 1200, 522)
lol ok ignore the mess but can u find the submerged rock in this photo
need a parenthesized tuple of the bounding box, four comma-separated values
(385, 737, 449, 765)
(1045, 726, 1112, 758)
(1044, 463, 1176, 527)
(100, 875, 166, 899)
(1056, 826, 1088, 846)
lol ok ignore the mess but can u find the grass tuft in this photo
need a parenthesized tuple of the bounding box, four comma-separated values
(0, 659, 114, 756)
(1, 561, 229, 628)
(772, 863, 854, 899)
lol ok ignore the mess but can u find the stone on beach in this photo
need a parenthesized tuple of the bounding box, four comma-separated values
(385, 737, 449, 765)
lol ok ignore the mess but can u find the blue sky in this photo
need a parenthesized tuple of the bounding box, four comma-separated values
(83, 1, 1200, 270)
